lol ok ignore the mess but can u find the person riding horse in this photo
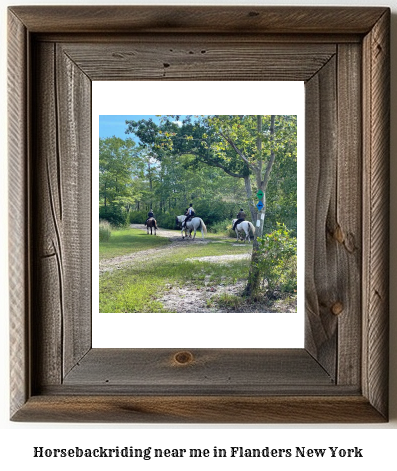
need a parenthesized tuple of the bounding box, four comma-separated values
(232, 208, 246, 231)
(145, 209, 155, 226)
(182, 203, 195, 229)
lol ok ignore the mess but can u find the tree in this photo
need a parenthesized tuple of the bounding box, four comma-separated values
(125, 115, 297, 297)
(99, 136, 139, 223)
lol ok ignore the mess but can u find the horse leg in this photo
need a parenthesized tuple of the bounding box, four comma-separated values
(235, 229, 239, 242)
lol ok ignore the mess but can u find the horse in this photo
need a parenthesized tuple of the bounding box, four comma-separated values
(145, 217, 157, 235)
(232, 219, 255, 243)
(176, 215, 207, 240)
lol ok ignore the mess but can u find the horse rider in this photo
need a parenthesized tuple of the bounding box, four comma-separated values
(145, 209, 154, 226)
(232, 208, 246, 231)
(182, 203, 195, 229)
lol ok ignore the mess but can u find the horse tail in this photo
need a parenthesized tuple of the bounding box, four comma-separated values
(248, 221, 255, 235)
(154, 218, 158, 229)
(201, 219, 207, 234)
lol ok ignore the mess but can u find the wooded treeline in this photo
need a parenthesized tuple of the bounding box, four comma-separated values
(99, 115, 297, 235)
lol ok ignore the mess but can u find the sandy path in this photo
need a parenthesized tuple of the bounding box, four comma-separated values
(99, 224, 208, 274)
(129, 223, 183, 239)
(99, 224, 249, 274)
(99, 225, 296, 313)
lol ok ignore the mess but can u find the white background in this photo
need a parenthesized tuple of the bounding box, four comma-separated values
(1, 0, 396, 469)
(93, 81, 305, 348)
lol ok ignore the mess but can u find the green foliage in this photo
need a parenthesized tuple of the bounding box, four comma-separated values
(213, 293, 245, 310)
(99, 228, 170, 260)
(100, 237, 252, 313)
(264, 208, 297, 237)
(156, 212, 178, 229)
(264, 115, 297, 235)
(125, 115, 297, 239)
(99, 205, 128, 227)
(99, 136, 139, 212)
(257, 224, 297, 296)
(99, 220, 112, 242)
(128, 210, 147, 225)
(207, 219, 231, 234)
(193, 200, 235, 227)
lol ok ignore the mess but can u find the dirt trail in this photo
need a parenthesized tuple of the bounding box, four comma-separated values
(129, 223, 185, 240)
(100, 224, 215, 275)
(99, 225, 203, 274)
(99, 225, 249, 275)
(99, 225, 295, 312)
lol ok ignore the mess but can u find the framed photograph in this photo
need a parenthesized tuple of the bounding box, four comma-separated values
(8, 6, 390, 422)
(93, 82, 305, 349)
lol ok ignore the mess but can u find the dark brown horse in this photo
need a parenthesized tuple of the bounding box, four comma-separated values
(145, 217, 157, 235)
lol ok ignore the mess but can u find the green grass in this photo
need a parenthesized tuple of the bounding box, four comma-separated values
(99, 239, 252, 313)
(212, 293, 245, 310)
(99, 228, 170, 260)
(99, 220, 112, 242)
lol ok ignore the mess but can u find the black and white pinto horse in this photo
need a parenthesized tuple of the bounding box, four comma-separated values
(232, 219, 255, 243)
(145, 217, 157, 235)
(176, 215, 207, 240)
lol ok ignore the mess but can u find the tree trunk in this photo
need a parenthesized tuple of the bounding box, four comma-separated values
(243, 237, 262, 298)
(244, 115, 275, 299)
(244, 175, 256, 222)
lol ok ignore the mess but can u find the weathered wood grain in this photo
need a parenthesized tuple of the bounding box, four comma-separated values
(63, 348, 333, 389)
(56, 45, 91, 377)
(31, 42, 92, 387)
(304, 57, 338, 378)
(12, 396, 386, 424)
(34, 33, 363, 45)
(60, 43, 335, 82)
(9, 6, 387, 34)
(362, 9, 390, 419)
(8, 10, 30, 419)
(32, 42, 63, 388)
(8, 6, 390, 423)
(336, 44, 362, 386)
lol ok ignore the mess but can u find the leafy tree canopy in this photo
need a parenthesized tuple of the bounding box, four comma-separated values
(99, 136, 140, 209)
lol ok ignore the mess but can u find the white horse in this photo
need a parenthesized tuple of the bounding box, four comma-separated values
(176, 215, 207, 240)
(232, 219, 255, 243)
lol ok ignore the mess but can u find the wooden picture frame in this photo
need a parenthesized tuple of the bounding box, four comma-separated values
(8, 6, 390, 423)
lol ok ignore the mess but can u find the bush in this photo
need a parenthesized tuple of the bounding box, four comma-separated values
(99, 205, 128, 227)
(227, 224, 238, 238)
(264, 208, 297, 238)
(99, 220, 112, 242)
(129, 210, 179, 229)
(193, 200, 235, 227)
(128, 210, 147, 225)
(257, 223, 297, 295)
(156, 212, 178, 230)
(208, 218, 232, 234)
